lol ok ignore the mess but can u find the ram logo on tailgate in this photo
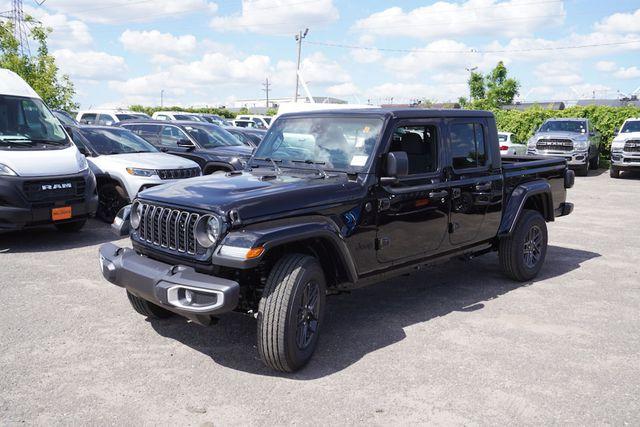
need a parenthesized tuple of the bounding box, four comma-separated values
(41, 183, 72, 190)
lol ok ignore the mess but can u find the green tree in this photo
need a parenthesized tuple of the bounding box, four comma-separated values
(468, 71, 485, 101)
(0, 19, 77, 110)
(467, 61, 519, 109)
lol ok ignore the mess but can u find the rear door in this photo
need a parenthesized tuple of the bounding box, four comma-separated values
(375, 119, 450, 264)
(446, 118, 503, 246)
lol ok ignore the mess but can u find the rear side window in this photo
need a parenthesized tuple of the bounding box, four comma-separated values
(97, 114, 114, 125)
(161, 125, 189, 146)
(450, 123, 487, 169)
(80, 113, 97, 124)
(125, 124, 161, 144)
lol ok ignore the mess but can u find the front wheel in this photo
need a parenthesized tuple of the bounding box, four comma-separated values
(126, 291, 173, 319)
(610, 167, 620, 178)
(589, 152, 600, 170)
(576, 159, 589, 176)
(257, 254, 326, 372)
(499, 209, 548, 282)
(97, 183, 128, 223)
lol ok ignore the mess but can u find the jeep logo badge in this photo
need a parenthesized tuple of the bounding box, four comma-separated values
(41, 183, 72, 190)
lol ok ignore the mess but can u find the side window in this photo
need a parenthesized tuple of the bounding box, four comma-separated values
(97, 114, 114, 125)
(130, 124, 160, 144)
(450, 122, 487, 170)
(390, 124, 438, 175)
(156, 115, 168, 121)
(80, 113, 97, 124)
(161, 126, 188, 146)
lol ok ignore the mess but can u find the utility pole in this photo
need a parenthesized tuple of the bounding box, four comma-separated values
(160, 90, 164, 108)
(465, 66, 478, 100)
(262, 78, 271, 108)
(1, 0, 32, 56)
(294, 28, 309, 103)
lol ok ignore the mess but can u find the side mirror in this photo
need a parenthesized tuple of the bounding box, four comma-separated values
(78, 146, 90, 157)
(111, 205, 131, 236)
(177, 138, 195, 148)
(381, 151, 408, 184)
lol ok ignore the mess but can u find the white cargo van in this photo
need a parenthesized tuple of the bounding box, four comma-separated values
(0, 69, 98, 231)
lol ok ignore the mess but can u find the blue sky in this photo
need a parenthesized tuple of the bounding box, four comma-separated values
(5, 0, 640, 108)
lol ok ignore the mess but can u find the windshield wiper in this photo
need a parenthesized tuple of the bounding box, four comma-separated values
(252, 157, 282, 175)
(291, 159, 328, 178)
(28, 138, 68, 146)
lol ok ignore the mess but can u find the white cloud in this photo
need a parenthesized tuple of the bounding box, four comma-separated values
(44, 0, 218, 24)
(210, 0, 338, 35)
(273, 52, 351, 87)
(33, 11, 92, 49)
(326, 82, 360, 97)
(596, 61, 617, 72)
(526, 83, 613, 102)
(614, 66, 640, 80)
(533, 61, 582, 86)
(53, 49, 127, 81)
(365, 82, 467, 104)
(594, 8, 640, 34)
(119, 30, 197, 56)
(353, 0, 565, 39)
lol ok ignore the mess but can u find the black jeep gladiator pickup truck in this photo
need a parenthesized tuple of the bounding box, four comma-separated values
(99, 109, 574, 372)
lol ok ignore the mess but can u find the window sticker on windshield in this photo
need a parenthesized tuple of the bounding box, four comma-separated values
(350, 155, 368, 167)
(363, 126, 370, 133)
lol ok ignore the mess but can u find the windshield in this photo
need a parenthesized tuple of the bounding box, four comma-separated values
(264, 117, 272, 125)
(79, 127, 158, 155)
(116, 114, 140, 121)
(620, 120, 640, 133)
(175, 114, 203, 121)
(182, 124, 243, 148)
(539, 120, 587, 133)
(254, 116, 384, 172)
(0, 95, 69, 147)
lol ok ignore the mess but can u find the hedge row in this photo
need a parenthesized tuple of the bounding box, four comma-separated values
(492, 105, 640, 152)
(128, 105, 236, 119)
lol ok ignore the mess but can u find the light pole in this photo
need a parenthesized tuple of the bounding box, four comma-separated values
(294, 28, 309, 102)
(465, 66, 478, 100)
(160, 89, 164, 108)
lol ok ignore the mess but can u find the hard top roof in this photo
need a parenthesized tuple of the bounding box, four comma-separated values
(0, 69, 41, 99)
(277, 108, 494, 120)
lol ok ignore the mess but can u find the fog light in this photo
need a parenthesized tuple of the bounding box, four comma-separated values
(184, 289, 194, 305)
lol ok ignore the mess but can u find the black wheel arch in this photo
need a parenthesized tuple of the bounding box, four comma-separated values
(95, 173, 130, 200)
(498, 180, 554, 237)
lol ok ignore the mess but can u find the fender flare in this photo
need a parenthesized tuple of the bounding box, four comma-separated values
(94, 173, 130, 200)
(211, 218, 358, 283)
(498, 180, 553, 237)
(203, 161, 233, 174)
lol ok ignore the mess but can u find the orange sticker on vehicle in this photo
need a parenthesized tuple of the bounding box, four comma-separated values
(52, 206, 72, 221)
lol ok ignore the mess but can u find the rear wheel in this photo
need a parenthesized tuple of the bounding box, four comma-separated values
(610, 167, 620, 178)
(499, 209, 548, 282)
(126, 291, 173, 319)
(257, 254, 326, 372)
(576, 159, 589, 176)
(97, 183, 128, 223)
(54, 219, 87, 232)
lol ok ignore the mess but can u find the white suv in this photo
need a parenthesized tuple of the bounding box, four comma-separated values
(151, 111, 206, 122)
(67, 125, 200, 222)
(76, 109, 150, 125)
(610, 118, 640, 178)
(236, 115, 272, 128)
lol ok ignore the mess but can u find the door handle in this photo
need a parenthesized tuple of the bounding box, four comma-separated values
(475, 182, 492, 191)
(428, 190, 449, 199)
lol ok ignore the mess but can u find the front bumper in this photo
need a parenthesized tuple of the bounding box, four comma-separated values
(527, 149, 588, 166)
(0, 169, 98, 230)
(611, 152, 640, 168)
(98, 243, 240, 322)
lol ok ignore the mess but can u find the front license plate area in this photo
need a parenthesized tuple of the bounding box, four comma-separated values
(52, 206, 72, 221)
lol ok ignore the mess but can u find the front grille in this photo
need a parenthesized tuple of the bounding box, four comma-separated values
(137, 203, 200, 255)
(157, 167, 201, 180)
(536, 139, 574, 151)
(623, 140, 640, 152)
(22, 177, 85, 203)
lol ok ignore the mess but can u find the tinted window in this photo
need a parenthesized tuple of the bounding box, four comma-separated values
(80, 113, 97, 124)
(116, 114, 139, 121)
(97, 114, 114, 125)
(620, 121, 640, 133)
(124, 124, 161, 144)
(80, 127, 158, 155)
(161, 125, 189, 146)
(183, 124, 242, 148)
(391, 125, 438, 174)
(0, 95, 68, 146)
(450, 123, 487, 169)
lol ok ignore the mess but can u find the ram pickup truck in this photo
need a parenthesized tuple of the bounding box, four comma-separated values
(526, 118, 601, 176)
(610, 118, 640, 178)
(99, 109, 574, 372)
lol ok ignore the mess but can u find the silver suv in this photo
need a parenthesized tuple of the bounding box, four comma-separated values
(610, 118, 640, 178)
(527, 118, 601, 176)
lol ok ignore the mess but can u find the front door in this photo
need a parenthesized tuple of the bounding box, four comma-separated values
(447, 119, 503, 246)
(376, 120, 450, 264)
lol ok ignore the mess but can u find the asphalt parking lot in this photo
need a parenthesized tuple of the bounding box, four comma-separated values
(1, 170, 639, 425)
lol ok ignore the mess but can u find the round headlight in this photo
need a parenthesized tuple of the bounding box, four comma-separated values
(195, 215, 224, 248)
(130, 202, 143, 229)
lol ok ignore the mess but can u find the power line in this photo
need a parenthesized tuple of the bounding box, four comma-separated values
(303, 39, 640, 54)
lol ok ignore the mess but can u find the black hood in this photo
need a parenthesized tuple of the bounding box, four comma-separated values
(138, 169, 364, 220)
(202, 145, 253, 158)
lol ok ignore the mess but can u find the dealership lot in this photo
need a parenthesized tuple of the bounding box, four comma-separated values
(1, 171, 639, 424)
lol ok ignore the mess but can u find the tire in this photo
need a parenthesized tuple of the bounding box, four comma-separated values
(576, 160, 589, 177)
(97, 183, 128, 223)
(126, 291, 173, 319)
(589, 152, 600, 170)
(257, 254, 326, 372)
(610, 167, 620, 178)
(499, 209, 548, 282)
(54, 219, 87, 232)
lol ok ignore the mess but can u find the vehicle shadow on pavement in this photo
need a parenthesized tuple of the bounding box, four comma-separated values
(149, 244, 600, 379)
(0, 220, 118, 253)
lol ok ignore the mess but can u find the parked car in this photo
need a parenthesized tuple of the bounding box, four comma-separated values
(236, 114, 272, 128)
(76, 109, 150, 125)
(610, 117, 640, 178)
(52, 109, 78, 126)
(99, 108, 575, 372)
(66, 125, 200, 222)
(526, 118, 602, 176)
(118, 120, 253, 174)
(0, 69, 97, 232)
(232, 119, 264, 129)
(196, 113, 233, 126)
(151, 111, 206, 122)
(498, 132, 527, 156)
(224, 126, 267, 147)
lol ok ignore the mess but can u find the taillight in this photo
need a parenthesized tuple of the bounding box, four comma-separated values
(500, 145, 509, 151)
